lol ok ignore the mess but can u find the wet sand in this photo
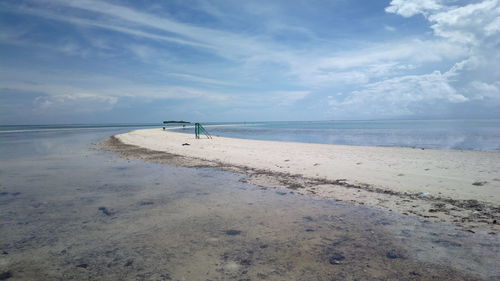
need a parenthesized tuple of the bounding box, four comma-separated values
(112, 129, 500, 234)
(0, 129, 499, 280)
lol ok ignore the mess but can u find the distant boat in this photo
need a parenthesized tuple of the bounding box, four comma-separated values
(163, 120, 190, 124)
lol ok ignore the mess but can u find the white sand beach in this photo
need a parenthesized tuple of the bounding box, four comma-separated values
(111, 128, 500, 232)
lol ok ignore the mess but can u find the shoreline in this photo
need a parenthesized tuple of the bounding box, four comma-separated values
(102, 128, 500, 234)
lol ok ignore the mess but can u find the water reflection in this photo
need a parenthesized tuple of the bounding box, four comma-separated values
(174, 120, 500, 151)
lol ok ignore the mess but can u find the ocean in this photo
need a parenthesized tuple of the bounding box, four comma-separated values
(176, 119, 500, 152)
(2, 119, 500, 151)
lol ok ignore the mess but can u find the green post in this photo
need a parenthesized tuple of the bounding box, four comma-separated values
(194, 123, 211, 139)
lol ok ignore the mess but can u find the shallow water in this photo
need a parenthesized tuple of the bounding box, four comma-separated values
(0, 129, 499, 280)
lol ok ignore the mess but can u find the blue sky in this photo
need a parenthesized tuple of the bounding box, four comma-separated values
(1, 0, 499, 124)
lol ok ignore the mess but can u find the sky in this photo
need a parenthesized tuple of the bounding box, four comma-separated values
(1, 0, 499, 124)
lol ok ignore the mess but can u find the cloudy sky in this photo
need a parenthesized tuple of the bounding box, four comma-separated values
(1, 0, 499, 124)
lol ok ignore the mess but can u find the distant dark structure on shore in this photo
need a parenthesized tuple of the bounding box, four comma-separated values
(163, 120, 190, 124)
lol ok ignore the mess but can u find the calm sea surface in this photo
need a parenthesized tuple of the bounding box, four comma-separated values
(176, 120, 500, 152)
(2, 119, 500, 151)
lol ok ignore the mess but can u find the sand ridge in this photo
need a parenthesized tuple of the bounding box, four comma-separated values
(107, 128, 500, 233)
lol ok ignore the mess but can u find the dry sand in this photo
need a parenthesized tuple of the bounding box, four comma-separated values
(108, 128, 500, 233)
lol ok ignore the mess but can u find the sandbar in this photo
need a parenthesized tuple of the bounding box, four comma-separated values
(106, 128, 500, 233)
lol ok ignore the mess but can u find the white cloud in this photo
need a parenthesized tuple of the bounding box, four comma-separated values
(34, 93, 117, 113)
(0, 65, 229, 103)
(288, 39, 467, 88)
(465, 81, 500, 101)
(5, 0, 467, 89)
(315, 39, 465, 69)
(165, 73, 237, 86)
(1, 0, 498, 120)
(428, 0, 500, 45)
(385, 0, 444, 17)
(485, 16, 500, 35)
(387, 0, 500, 45)
(3, 4, 212, 50)
(274, 90, 311, 105)
(328, 70, 468, 118)
(29, 0, 278, 60)
(127, 44, 160, 61)
(384, 25, 397, 32)
(349, 0, 500, 117)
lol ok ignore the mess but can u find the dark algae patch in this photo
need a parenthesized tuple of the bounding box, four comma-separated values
(386, 250, 405, 259)
(139, 201, 154, 206)
(225, 229, 242, 236)
(328, 252, 346, 265)
(0, 272, 12, 280)
(472, 181, 488, 186)
(98, 206, 113, 216)
(432, 239, 462, 247)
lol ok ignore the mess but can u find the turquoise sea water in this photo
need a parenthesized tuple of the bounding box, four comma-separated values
(179, 120, 500, 152)
(2, 120, 500, 151)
